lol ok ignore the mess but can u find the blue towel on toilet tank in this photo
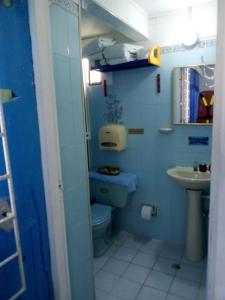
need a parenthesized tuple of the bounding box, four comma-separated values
(89, 171, 138, 193)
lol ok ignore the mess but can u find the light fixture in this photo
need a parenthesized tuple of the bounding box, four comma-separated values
(182, 7, 199, 48)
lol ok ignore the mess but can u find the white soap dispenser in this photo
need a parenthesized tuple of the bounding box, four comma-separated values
(99, 124, 127, 152)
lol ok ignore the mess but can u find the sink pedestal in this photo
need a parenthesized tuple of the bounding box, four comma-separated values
(167, 167, 210, 262)
(186, 189, 204, 261)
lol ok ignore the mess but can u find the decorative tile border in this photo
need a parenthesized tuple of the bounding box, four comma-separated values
(161, 38, 216, 54)
(49, 0, 78, 15)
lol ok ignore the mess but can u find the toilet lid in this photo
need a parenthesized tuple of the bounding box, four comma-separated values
(91, 204, 111, 226)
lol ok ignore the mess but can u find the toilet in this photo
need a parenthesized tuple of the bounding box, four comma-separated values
(90, 177, 135, 257)
(91, 203, 112, 257)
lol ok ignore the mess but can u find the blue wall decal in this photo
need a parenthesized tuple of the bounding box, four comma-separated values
(189, 137, 209, 145)
(104, 94, 124, 124)
(0, 1, 53, 299)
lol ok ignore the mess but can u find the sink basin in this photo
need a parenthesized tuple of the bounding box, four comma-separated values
(167, 167, 210, 190)
(167, 166, 211, 262)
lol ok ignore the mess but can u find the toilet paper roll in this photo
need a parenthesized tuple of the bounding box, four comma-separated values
(141, 205, 153, 221)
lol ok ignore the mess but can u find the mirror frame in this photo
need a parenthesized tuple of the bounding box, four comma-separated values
(172, 63, 215, 126)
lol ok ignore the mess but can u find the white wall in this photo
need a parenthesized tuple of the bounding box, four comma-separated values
(86, 0, 149, 41)
(93, 0, 149, 37)
(147, 2, 217, 46)
(207, 1, 225, 298)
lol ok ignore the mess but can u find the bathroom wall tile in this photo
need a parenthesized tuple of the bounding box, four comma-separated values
(111, 278, 141, 300)
(89, 46, 215, 243)
(56, 103, 77, 148)
(145, 270, 174, 291)
(70, 58, 83, 103)
(63, 184, 91, 258)
(60, 146, 86, 191)
(113, 210, 169, 242)
(136, 286, 167, 300)
(50, 5, 68, 56)
(67, 13, 80, 59)
(50, 3, 93, 300)
(53, 54, 71, 102)
(122, 263, 149, 284)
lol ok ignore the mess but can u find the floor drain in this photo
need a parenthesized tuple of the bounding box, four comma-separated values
(172, 263, 181, 270)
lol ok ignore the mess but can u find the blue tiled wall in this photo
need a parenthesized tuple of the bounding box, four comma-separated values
(50, 4, 94, 300)
(89, 46, 215, 244)
(0, 1, 53, 299)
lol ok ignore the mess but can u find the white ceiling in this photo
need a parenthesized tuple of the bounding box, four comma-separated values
(81, 0, 216, 42)
(81, 11, 113, 39)
(134, 0, 215, 16)
(81, 11, 132, 43)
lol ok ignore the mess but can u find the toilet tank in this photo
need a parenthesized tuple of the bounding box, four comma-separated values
(90, 179, 132, 208)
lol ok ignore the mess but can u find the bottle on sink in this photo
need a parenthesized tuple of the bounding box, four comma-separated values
(199, 163, 208, 172)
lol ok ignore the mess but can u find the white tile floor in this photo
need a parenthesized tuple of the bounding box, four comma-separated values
(94, 231, 206, 300)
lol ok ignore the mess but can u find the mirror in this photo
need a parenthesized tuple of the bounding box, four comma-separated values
(172, 64, 215, 125)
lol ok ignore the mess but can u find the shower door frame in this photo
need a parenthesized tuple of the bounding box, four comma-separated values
(28, 1, 72, 299)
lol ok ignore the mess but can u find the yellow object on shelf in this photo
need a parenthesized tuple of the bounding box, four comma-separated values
(148, 45, 161, 66)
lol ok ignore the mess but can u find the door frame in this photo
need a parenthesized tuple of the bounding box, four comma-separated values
(28, 1, 71, 299)
(27, 0, 224, 300)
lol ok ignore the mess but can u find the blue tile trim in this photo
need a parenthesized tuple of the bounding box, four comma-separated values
(161, 38, 216, 54)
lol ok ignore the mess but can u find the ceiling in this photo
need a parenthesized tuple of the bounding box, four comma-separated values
(134, 0, 215, 16)
(81, 11, 132, 43)
(81, 11, 113, 39)
(81, 0, 216, 42)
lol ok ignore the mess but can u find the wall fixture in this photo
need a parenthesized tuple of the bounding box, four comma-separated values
(159, 127, 173, 134)
(156, 74, 160, 93)
(182, 7, 199, 48)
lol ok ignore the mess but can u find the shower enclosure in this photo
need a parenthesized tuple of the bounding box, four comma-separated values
(29, 0, 95, 299)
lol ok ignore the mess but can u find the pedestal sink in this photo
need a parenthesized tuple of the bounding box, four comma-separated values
(167, 167, 210, 262)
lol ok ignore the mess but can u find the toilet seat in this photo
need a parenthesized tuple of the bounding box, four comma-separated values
(91, 203, 111, 226)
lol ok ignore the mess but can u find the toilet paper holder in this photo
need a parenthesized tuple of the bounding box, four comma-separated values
(140, 204, 158, 217)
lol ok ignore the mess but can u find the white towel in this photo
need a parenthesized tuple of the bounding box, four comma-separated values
(137, 48, 149, 60)
(83, 37, 116, 57)
(103, 43, 143, 59)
